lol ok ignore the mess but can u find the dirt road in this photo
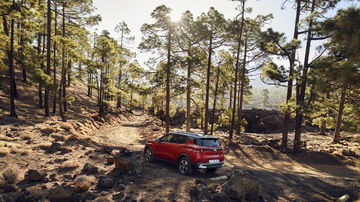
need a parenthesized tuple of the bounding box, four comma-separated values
(94, 112, 360, 201)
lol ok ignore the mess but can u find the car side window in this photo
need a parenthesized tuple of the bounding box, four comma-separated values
(160, 134, 173, 142)
(171, 134, 187, 144)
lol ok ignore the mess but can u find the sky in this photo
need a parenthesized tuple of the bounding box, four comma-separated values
(92, 0, 359, 87)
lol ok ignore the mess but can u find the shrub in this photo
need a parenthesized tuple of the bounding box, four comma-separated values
(1, 166, 20, 185)
(74, 175, 95, 192)
(0, 147, 10, 157)
(59, 160, 80, 170)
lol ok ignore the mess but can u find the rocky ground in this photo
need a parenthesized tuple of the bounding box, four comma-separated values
(0, 109, 359, 202)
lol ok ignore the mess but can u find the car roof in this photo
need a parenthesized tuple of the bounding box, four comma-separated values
(169, 131, 218, 139)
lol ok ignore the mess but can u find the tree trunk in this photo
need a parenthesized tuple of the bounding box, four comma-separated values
(281, 0, 301, 152)
(8, 0, 17, 117)
(117, 68, 122, 108)
(186, 49, 192, 132)
(210, 62, 221, 135)
(319, 119, 326, 135)
(59, 2, 65, 121)
(64, 59, 70, 112)
(229, 0, 245, 140)
(44, 0, 52, 117)
(237, 33, 248, 136)
(52, 0, 57, 114)
(165, 26, 171, 133)
(293, 0, 315, 153)
(99, 57, 104, 117)
(204, 31, 213, 135)
(333, 86, 346, 143)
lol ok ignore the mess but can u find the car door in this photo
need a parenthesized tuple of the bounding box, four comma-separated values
(168, 134, 187, 161)
(155, 134, 173, 160)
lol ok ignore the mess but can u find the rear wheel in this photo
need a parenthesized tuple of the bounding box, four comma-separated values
(144, 147, 154, 162)
(178, 157, 193, 175)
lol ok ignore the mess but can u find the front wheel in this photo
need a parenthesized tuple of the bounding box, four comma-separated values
(144, 147, 154, 162)
(178, 157, 193, 175)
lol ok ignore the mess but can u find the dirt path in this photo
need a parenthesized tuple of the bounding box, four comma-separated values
(93, 111, 148, 150)
(90, 113, 360, 201)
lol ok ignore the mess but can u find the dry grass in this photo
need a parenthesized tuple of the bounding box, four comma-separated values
(1, 166, 20, 185)
(59, 160, 80, 170)
(74, 175, 95, 192)
(0, 147, 10, 157)
(10, 147, 29, 156)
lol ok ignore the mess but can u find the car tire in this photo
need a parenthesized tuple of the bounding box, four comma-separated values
(206, 168, 217, 173)
(178, 157, 193, 175)
(144, 147, 154, 162)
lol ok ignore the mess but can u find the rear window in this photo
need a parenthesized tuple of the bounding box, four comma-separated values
(195, 138, 220, 147)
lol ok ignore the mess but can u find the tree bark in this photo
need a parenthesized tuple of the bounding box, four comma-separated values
(204, 31, 213, 135)
(333, 86, 346, 143)
(8, 0, 17, 117)
(237, 32, 248, 136)
(44, 0, 52, 117)
(229, 0, 245, 140)
(186, 49, 192, 132)
(210, 62, 221, 135)
(165, 26, 171, 133)
(319, 119, 326, 135)
(293, 0, 315, 153)
(281, 0, 301, 151)
(59, 2, 65, 121)
(52, 0, 57, 114)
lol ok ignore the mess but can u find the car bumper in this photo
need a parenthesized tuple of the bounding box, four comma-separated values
(194, 162, 224, 169)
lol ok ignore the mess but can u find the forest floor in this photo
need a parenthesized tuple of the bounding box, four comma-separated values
(0, 78, 359, 201)
(1, 110, 359, 202)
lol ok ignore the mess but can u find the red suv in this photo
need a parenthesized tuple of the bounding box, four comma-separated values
(143, 132, 224, 175)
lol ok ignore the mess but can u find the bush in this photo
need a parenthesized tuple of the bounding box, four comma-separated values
(74, 175, 95, 192)
(0, 147, 10, 157)
(59, 160, 80, 170)
(1, 166, 20, 185)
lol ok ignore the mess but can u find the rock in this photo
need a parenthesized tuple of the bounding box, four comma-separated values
(52, 134, 65, 141)
(114, 151, 143, 175)
(40, 127, 55, 135)
(63, 174, 72, 180)
(48, 186, 72, 202)
(83, 192, 97, 201)
(212, 193, 232, 202)
(14, 191, 37, 202)
(118, 184, 126, 191)
(0, 194, 13, 202)
(100, 146, 113, 154)
(60, 147, 72, 154)
(222, 168, 260, 201)
(342, 149, 356, 157)
(97, 176, 114, 189)
(82, 163, 99, 175)
(46, 142, 62, 154)
(337, 194, 350, 202)
(208, 175, 228, 182)
(112, 192, 125, 200)
(5, 133, 13, 138)
(3, 184, 16, 193)
(25, 169, 46, 182)
(189, 184, 212, 201)
(106, 157, 115, 165)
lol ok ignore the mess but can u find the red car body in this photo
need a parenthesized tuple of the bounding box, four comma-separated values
(144, 132, 224, 174)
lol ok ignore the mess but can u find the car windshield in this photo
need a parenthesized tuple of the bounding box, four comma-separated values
(196, 138, 220, 147)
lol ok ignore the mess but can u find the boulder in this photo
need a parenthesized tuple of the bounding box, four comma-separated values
(189, 184, 212, 201)
(24, 169, 46, 182)
(114, 151, 143, 175)
(342, 149, 356, 157)
(222, 168, 260, 201)
(82, 163, 99, 175)
(46, 142, 62, 154)
(97, 176, 114, 189)
(48, 186, 72, 202)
